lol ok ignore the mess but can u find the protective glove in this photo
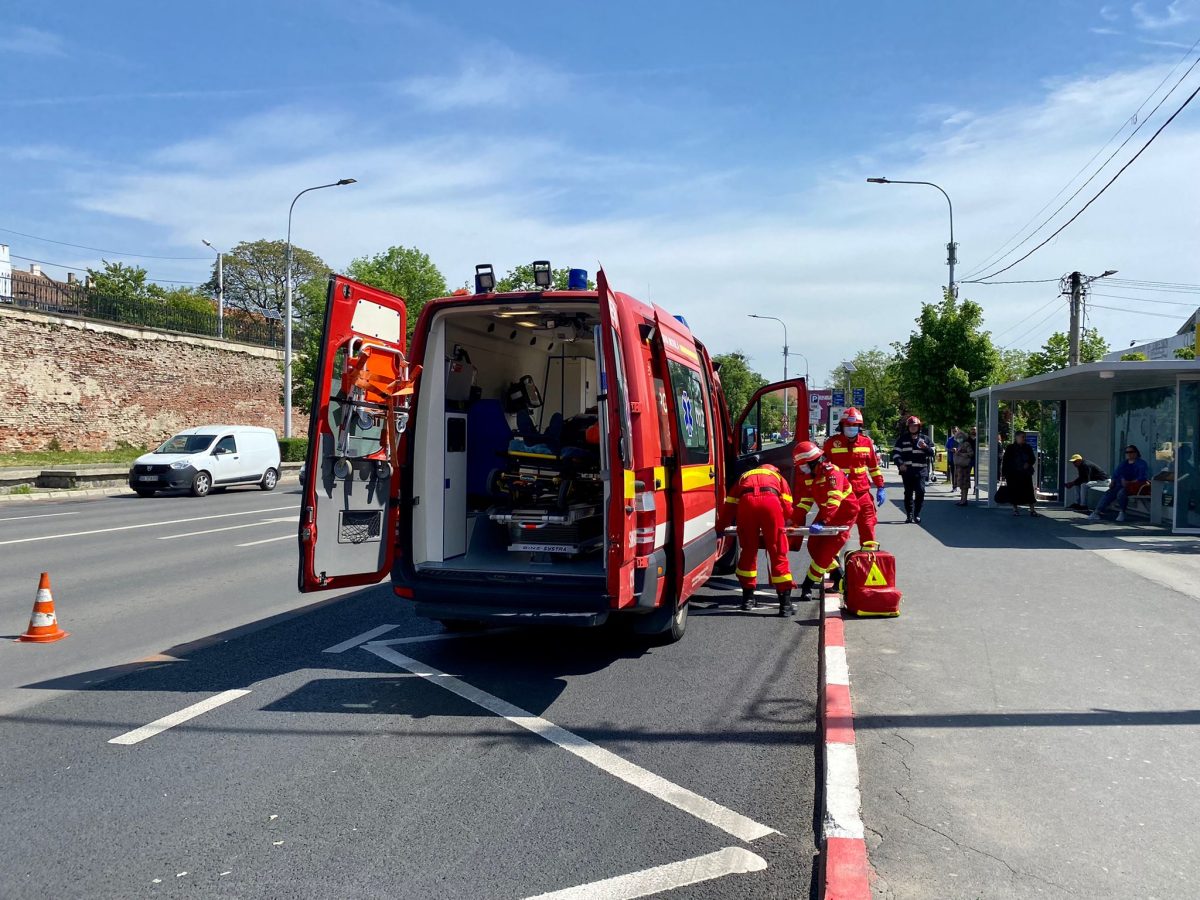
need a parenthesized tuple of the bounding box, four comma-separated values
(875, 487, 887, 507)
(808, 522, 825, 535)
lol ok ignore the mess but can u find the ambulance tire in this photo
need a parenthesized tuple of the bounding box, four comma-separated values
(633, 598, 688, 643)
(712, 535, 738, 575)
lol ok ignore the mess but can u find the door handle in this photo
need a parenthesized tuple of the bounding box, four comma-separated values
(708, 467, 715, 479)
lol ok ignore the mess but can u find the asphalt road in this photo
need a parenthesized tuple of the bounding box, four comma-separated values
(0, 488, 819, 899)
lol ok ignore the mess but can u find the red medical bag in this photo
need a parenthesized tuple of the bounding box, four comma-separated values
(843, 549, 902, 617)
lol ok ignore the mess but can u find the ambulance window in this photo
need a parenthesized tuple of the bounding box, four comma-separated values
(654, 378, 674, 457)
(667, 361, 710, 465)
(610, 327, 634, 467)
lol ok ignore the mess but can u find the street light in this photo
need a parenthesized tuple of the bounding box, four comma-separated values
(201, 239, 223, 339)
(748, 313, 793, 438)
(867, 177, 957, 296)
(284, 178, 357, 437)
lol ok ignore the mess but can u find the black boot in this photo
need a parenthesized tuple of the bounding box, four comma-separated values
(798, 576, 816, 602)
(778, 590, 795, 617)
(828, 566, 844, 593)
(740, 588, 757, 612)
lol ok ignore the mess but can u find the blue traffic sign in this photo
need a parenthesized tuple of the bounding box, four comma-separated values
(831, 390, 845, 406)
(852, 387, 865, 407)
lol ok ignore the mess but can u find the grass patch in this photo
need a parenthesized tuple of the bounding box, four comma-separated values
(0, 446, 147, 468)
(10, 485, 33, 495)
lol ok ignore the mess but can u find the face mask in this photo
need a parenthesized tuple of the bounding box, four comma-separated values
(844, 426, 860, 439)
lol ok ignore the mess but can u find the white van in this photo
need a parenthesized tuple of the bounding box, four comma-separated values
(128, 425, 281, 497)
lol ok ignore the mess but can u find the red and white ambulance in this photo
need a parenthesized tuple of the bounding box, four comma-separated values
(299, 264, 807, 642)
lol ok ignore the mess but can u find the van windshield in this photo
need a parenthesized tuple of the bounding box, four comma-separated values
(154, 434, 215, 454)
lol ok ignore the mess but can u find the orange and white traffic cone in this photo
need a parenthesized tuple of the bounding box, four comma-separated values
(16, 573, 69, 643)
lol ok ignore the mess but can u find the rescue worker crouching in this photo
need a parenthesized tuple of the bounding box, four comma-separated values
(717, 463, 795, 615)
(823, 407, 886, 551)
(792, 441, 860, 603)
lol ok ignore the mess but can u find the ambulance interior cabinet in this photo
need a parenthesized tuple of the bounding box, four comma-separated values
(444, 413, 468, 558)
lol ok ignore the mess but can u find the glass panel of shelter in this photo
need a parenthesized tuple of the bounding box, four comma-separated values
(1176, 380, 1200, 531)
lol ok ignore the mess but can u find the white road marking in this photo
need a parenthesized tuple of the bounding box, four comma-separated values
(236, 534, 295, 547)
(825, 645, 850, 686)
(323, 624, 401, 653)
(523, 847, 767, 900)
(824, 742, 865, 840)
(157, 516, 296, 540)
(107, 689, 252, 746)
(0, 506, 295, 546)
(0, 511, 80, 523)
(364, 643, 776, 842)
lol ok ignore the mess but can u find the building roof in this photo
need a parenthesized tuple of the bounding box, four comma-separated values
(971, 360, 1200, 401)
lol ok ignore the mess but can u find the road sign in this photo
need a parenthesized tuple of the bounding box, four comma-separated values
(831, 390, 845, 406)
(852, 387, 865, 407)
(828, 405, 845, 432)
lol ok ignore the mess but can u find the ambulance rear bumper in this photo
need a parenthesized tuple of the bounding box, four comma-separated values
(412, 600, 609, 628)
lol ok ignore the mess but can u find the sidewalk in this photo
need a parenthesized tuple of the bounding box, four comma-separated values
(847, 472, 1200, 899)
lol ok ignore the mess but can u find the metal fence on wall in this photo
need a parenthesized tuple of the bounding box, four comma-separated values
(4, 280, 281, 348)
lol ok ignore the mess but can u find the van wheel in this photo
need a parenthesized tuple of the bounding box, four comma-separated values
(633, 599, 688, 644)
(260, 467, 279, 491)
(191, 471, 212, 497)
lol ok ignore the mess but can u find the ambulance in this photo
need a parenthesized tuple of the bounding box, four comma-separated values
(298, 264, 807, 642)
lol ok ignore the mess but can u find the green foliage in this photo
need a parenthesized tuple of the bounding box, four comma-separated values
(47, 437, 62, 452)
(712, 351, 767, 420)
(208, 239, 328, 320)
(892, 290, 999, 435)
(0, 447, 147, 466)
(824, 348, 901, 439)
(495, 264, 595, 292)
(1024, 328, 1109, 376)
(346, 245, 449, 338)
(1120, 351, 1149, 361)
(992, 348, 1032, 384)
(292, 278, 330, 415)
(1175, 345, 1196, 360)
(278, 437, 309, 462)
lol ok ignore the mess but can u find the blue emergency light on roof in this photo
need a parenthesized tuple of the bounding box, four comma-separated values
(474, 264, 495, 294)
(567, 268, 588, 291)
(674, 315, 690, 329)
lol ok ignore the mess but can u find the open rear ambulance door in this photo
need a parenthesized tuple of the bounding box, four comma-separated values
(595, 269, 637, 609)
(299, 275, 413, 592)
(733, 378, 810, 485)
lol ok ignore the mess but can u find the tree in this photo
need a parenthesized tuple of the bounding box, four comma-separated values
(208, 239, 328, 321)
(824, 348, 901, 439)
(292, 278, 330, 415)
(712, 351, 767, 420)
(86, 260, 154, 302)
(345, 246, 448, 338)
(1175, 345, 1196, 360)
(892, 290, 999, 435)
(992, 348, 1032, 384)
(1024, 328, 1109, 376)
(1120, 351, 1149, 361)
(495, 264, 594, 292)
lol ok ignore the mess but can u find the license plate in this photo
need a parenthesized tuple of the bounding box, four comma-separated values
(137, 475, 158, 482)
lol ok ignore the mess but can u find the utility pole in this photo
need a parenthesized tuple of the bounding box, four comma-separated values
(1068, 271, 1082, 367)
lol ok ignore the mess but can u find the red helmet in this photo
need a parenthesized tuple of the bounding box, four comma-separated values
(841, 407, 864, 427)
(793, 441, 822, 465)
(760, 462, 780, 474)
(905, 415, 922, 427)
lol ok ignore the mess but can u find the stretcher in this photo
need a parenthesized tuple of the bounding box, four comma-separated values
(721, 525, 849, 536)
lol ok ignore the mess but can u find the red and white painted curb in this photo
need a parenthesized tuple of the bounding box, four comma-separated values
(819, 580, 872, 899)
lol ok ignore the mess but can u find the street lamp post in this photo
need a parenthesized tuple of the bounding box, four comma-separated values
(867, 177, 956, 297)
(749, 313, 793, 436)
(284, 178, 357, 438)
(202, 240, 223, 339)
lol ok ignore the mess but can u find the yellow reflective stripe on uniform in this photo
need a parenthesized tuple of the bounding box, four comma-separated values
(735, 568, 757, 578)
(781, 493, 793, 503)
(830, 447, 851, 454)
(725, 496, 739, 504)
(862, 541, 880, 550)
(868, 467, 882, 477)
(797, 499, 814, 510)
(852, 466, 869, 473)
(852, 446, 872, 454)
(770, 573, 794, 584)
(742, 468, 778, 478)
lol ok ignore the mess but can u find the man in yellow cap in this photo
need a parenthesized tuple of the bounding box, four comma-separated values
(1063, 453, 1108, 511)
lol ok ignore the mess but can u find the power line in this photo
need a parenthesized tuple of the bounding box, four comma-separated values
(0, 225, 210, 261)
(967, 77, 1200, 282)
(969, 277, 1061, 285)
(1089, 291, 1199, 306)
(1003, 301, 1066, 349)
(10, 253, 205, 285)
(1086, 302, 1192, 320)
(1106, 279, 1200, 294)
(991, 294, 1064, 341)
(962, 37, 1200, 280)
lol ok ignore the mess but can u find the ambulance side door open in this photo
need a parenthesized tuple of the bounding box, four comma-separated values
(733, 379, 810, 486)
(299, 276, 414, 593)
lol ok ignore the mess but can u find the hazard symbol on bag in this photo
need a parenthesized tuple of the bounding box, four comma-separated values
(864, 562, 887, 586)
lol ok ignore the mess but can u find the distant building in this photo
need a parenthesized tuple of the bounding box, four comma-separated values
(0, 244, 10, 302)
(1103, 309, 1200, 360)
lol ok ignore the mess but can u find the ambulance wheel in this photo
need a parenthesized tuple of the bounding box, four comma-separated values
(634, 599, 688, 644)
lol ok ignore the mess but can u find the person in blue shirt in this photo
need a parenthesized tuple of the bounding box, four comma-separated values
(1089, 444, 1151, 523)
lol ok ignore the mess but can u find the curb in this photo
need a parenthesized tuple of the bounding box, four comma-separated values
(819, 579, 872, 899)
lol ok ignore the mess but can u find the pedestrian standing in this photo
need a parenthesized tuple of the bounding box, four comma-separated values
(717, 463, 794, 613)
(892, 416, 933, 524)
(822, 407, 887, 550)
(945, 428, 959, 492)
(952, 429, 976, 506)
(1001, 430, 1038, 516)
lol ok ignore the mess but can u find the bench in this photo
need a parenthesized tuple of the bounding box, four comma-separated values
(1085, 480, 1151, 519)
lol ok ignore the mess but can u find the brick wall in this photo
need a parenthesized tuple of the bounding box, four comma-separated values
(0, 306, 310, 452)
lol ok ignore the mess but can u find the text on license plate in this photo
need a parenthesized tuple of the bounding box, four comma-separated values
(138, 475, 157, 481)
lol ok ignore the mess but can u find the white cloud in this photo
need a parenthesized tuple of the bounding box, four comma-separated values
(395, 48, 569, 111)
(1091, 26, 1123, 34)
(0, 25, 64, 56)
(1131, 0, 1200, 29)
(1100, 4, 1122, 20)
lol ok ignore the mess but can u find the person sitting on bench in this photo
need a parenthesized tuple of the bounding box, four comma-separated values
(1089, 445, 1149, 523)
(1064, 454, 1108, 510)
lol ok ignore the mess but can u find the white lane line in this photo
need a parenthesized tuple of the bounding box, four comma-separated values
(236, 534, 295, 547)
(107, 689, 252, 746)
(157, 515, 296, 541)
(524, 847, 767, 900)
(0, 506, 296, 546)
(323, 624, 401, 653)
(364, 643, 776, 842)
(0, 511, 81, 523)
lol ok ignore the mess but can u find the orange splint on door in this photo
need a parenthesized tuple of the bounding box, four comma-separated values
(334, 341, 421, 468)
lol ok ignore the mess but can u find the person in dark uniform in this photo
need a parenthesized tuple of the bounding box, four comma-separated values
(892, 416, 933, 523)
(1001, 430, 1038, 516)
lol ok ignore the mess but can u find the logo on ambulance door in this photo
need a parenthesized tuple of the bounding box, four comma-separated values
(680, 390, 695, 438)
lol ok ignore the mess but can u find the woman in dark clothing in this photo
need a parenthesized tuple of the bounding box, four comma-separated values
(1001, 431, 1038, 516)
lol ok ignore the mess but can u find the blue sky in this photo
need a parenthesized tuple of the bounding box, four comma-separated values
(3, 0, 1200, 383)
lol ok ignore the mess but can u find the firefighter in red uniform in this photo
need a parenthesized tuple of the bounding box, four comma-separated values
(823, 407, 887, 551)
(792, 441, 860, 602)
(717, 463, 795, 615)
